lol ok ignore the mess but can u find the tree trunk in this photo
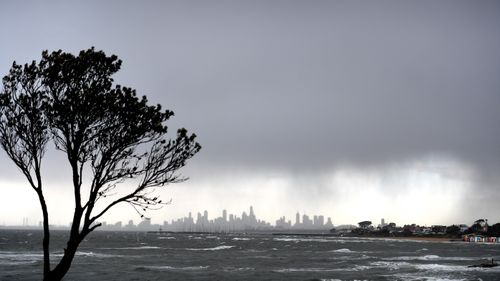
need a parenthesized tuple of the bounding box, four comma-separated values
(36, 191, 51, 278)
(44, 239, 80, 281)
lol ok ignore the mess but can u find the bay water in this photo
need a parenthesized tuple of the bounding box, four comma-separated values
(1, 229, 499, 280)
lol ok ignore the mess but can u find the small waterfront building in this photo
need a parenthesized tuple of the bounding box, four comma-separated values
(462, 234, 499, 243)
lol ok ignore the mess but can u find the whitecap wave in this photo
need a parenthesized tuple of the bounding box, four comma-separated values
(273, 237, 334, 243)
(137, 265, 209, 271)
(415, 263, 500, 272)
(243, 249, 267, 253)
(275, 265, 372, 273)
(389, 273, 471, 281)
(157, 236, 176, 240)
(111, 246, 161, 250)
(371, 261, 500, 273)
(232, 237, 251, 241)
(0, 251, 42, 260)
(0, 259, 39, 266)
(0, 251, 43, 265)
(274, 267, 341, 273)
(76, 251, 124, 258)
(384, 255, 477, 261)
(331, 248, 353, 253)
(185, 245, 235, 251)
(370, 261, 414, 270)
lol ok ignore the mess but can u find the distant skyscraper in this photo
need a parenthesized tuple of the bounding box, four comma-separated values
(249, 206, 256, 224)
(318, 215, 324, 226)
(296, 212, 300, 226)
(326, 217, 333, 228)
(222, 209, 227, 222)
(302, 214, 311, 227)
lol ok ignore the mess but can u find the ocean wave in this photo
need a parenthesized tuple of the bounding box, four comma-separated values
(336, 254, 372, 261)
(0, 260, 39, 266)
(232, 237, 251, 241)
(108, 246, 161, 250)
(0, 251, 42, 260)
(50, 251, 125, 258)
(389, 273, 471, 281)
(245, 255, 273, 259)
(275, 264, 375, 273)
(223, 266, 254, 272)
(243, 249, 267, 253)
(157, 236, 176, 240)
(371, 261, 500, 273)
(76, 251, 124, 258)
(273, 237, 335, 243)
(415, 263, 500, 272)
(136, 265, 209, 271)
(383, 255, 477, 261)
(274, 267, 341, 273)
(185, 245, 235, 251)
(0, 251, 43, 265)
(370, 261, 414, 270)
(331, 248, 353, 253)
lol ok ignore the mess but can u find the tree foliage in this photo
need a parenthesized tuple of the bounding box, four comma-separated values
(358, 221, 372, 228)
(0, 48, 200, 280)
(445, 225, 461, 236)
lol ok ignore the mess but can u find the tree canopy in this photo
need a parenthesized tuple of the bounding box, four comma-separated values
(0, 48, 200, 281)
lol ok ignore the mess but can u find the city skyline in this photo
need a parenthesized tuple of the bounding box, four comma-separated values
(4, 205, 481, 233)
(3, 206, 336, 231)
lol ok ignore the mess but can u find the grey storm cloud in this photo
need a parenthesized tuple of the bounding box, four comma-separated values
(1, 0, 500, 224)
(108, 0, 500, 172)
(1, 0, 499, 172)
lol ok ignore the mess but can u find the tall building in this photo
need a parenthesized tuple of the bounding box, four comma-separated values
(325, 217, 333, 228)
(318, 215, 325, 227)
(249, 206, 256, 225)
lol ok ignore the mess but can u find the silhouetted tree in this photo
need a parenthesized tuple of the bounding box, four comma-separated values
(358, 221, 372, 229)
(445, 225, 461, 236)
(487, 223, 500, 237)
(0, 48, 201, 281)
(469, 221, 488, 234)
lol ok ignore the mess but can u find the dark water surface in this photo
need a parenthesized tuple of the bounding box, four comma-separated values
(1, 229, 499, 280)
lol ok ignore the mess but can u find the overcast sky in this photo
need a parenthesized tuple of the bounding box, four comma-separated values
(1, 0, 499, 227)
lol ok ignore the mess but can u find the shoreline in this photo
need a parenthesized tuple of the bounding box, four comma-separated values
(271, 232, 464, 243)
(362, 236, 459, 242)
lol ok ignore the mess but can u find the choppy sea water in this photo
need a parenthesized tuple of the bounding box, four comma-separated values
(1, 230, 499, 281)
